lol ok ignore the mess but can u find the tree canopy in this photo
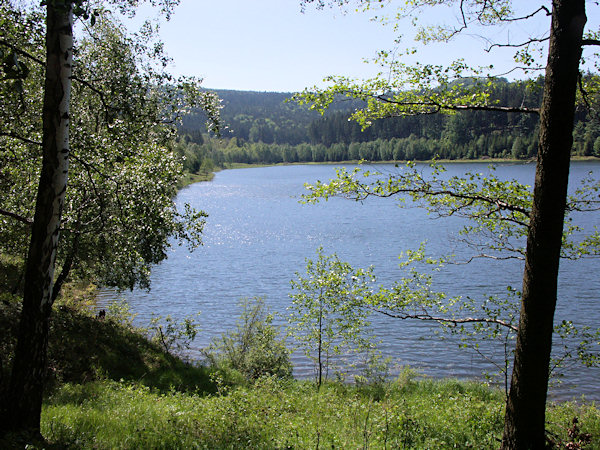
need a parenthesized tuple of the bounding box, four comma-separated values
(0, 1, 220, 293)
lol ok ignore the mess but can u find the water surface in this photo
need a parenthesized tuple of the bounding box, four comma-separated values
(98, 162, 600, 400)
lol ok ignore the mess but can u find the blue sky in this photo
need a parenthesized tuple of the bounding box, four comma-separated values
(126, 0, 597, 93)
(130, 0, 400, 91)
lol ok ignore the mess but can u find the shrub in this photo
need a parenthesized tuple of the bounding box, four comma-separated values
(204, 297, 292, 381)
(148, 313, 201, 357)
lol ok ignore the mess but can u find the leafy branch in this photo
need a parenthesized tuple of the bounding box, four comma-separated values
(303, 162, 599, 261)
(367, 305, 517, 332)
(0, 132, 41, 146)
(0, 208, 33, 226)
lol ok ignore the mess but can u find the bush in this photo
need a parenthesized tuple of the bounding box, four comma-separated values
(148, 313, 201, 357)
(203, 297, 292, 381)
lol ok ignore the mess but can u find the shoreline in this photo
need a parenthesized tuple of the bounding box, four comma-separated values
(180, 156, 599, 187)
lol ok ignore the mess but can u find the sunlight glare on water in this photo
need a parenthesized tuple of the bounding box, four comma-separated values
(97, 161, 600, 401)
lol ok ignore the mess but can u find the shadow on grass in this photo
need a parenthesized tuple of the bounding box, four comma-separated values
(0, 299, 216, 399)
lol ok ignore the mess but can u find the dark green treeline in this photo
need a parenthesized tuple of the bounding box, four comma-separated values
(176, 78, 600, 171)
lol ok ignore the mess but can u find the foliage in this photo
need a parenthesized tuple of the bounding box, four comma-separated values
(106, 298, 137, 329)
(0, 2, 219, 293)
(148, 312, 201, 357)
(203, 297, 292, 382)
(35, 377, 600, 449)
(287, 248, 382, 386)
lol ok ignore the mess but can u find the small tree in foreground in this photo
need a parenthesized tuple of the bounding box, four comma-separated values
(287, 248, 379, 387)
(148, 313, 201, 358)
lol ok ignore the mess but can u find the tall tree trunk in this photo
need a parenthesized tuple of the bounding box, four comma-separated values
(1, 3, 73, 438)
(501, 1, 586, 448)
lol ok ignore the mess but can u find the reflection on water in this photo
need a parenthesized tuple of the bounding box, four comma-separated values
(98, 162, 600, 401)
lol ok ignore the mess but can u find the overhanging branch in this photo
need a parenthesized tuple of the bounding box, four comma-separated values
(486, 36, 549, 52)
(490, 5, 551, 23)
(582, 39, 600, 47)
(373, 94, 540, 115)
(0, 208, 33, 225)
(0, 39, 44, 66)
(0, 132, 42, 146)
(343, 183, 531, 218)
(369, 306, 518, 332)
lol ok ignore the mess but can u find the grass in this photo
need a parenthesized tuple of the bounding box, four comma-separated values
(39, 376, 600, 449)
(41, 377, 500, 449)
(1, 271, 599, 448)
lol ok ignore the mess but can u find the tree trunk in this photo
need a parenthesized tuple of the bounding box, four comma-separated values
(501, 1, 586, 448)
(51, 231, 80, 304)
(1, 3, 73, 438)
(317, 301, 323, 388)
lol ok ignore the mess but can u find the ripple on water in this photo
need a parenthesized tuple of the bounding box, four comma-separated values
(99, 162, 600, 401)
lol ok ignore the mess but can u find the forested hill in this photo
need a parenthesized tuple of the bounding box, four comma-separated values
(180, 89, 363, 145)
(176, 79, 600, 169)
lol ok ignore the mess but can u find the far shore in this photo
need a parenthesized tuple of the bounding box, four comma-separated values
(179, 156, 599, 188)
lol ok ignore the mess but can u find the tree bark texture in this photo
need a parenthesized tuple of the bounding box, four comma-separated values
(2, 3, 73, 437)
(502, 1, 586, 448)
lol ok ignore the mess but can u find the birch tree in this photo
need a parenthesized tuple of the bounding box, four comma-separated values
(0, 0, 219, 439)
(3, 1, 76, 436)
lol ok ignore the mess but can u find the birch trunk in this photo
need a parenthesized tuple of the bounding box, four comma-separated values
(2, 2, 73, 437)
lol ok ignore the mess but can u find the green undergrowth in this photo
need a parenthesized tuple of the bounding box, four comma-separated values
(0, 254, 24, 294)
(2, 289, 599, 448)
(0, 294, 215, 395)
(40, 376, 600, 449)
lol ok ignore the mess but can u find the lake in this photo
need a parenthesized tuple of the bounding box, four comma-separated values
(98, 161, 600, 401)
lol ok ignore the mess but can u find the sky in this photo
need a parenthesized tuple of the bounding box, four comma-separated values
(124, 0, 597, 93)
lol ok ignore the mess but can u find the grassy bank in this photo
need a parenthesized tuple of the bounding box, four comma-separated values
(178, 170, 216, 189)
(1, 297, 598, 449)
(40, 374, 600, 449)
(0, 296, 214, 396)
(41, 377, 503, 448)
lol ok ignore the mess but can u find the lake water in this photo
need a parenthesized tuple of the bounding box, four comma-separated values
(98, 161, 600, 401)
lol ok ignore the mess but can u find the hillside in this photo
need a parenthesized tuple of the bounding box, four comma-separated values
(176, 80, 600, 168)
(180, 89, 363, 145)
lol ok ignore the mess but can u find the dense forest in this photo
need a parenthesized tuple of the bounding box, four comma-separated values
(176, 78, 600, 171)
